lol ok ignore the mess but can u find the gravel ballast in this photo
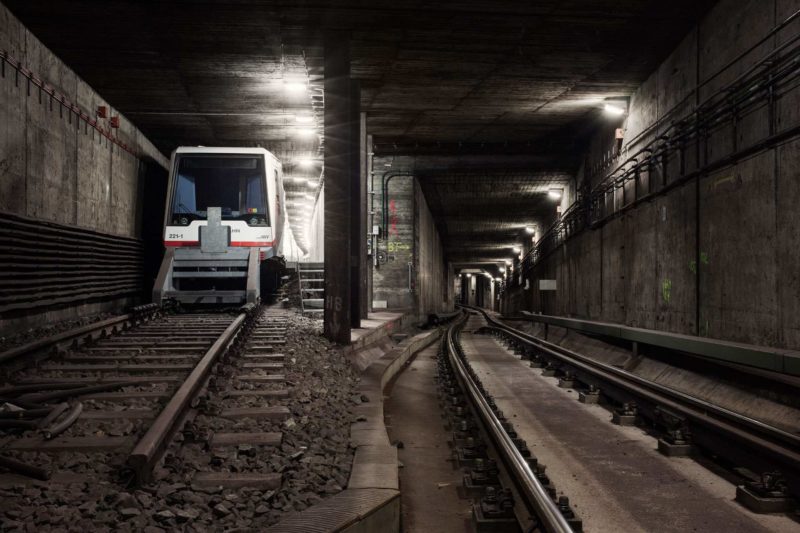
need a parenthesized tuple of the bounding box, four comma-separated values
(0, 310, 360, 531)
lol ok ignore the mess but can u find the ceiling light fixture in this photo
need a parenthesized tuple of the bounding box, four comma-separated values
(297, 157, 315, 168)
(548, 188, 563, 200)
(295, 114, 314, 124)
(296, 127, 317, 137)
(524, 226, 535, 234)
(284, 81, 307, 94)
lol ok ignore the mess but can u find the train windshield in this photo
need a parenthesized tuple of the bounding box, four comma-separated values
(171, 154, 269, 225)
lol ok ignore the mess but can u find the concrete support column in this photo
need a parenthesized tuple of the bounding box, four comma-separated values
(323, 33, 361, 343)
(358, 112, 369, 320)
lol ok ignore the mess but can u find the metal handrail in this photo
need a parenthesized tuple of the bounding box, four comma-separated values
(444, 317, 574, 533)
(515, 311, 800, 376)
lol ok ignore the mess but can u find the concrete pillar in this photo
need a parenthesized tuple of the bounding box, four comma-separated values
(359, 111, 369, 320)
(468, 276, 477, 306)
(366, 133, 374, 314)
(349, 82, 363, 328)
(323, 33, 361, 343)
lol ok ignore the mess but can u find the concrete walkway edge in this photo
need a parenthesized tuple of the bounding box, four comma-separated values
(266, 326, 442, 532)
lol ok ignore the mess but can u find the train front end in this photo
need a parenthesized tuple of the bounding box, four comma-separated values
(153, 147, 285, 306)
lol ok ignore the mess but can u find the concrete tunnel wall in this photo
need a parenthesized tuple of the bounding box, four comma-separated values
(0, 3, 168, 330)
(0, 4, 167, 235)
(372, 156, 454, 317)
(511, 0, 800, 350)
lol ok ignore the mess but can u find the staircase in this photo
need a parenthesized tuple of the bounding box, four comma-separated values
(297, 262, 324, 316)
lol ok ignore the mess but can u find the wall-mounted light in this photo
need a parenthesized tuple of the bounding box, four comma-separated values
(548, 188, 563, 200)
(524, 226, 535, 234)
(603, 98, 628, 117)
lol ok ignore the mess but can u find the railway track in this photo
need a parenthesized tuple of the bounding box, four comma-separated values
(439, 311, 576, 532)
(454, 305, 800, 518)
(0, 304, 290, 490)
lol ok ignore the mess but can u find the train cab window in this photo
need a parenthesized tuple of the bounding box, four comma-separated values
(171, 155, 269, 226)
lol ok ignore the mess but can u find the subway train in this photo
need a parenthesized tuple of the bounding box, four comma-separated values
(153, 147, 287, 305)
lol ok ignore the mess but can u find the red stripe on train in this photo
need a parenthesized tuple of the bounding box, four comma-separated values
(164, 241, 275, 247)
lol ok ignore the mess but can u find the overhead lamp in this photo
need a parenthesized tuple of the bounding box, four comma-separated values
(295, 113, 314, 124)
(297, 157, 315, 168)
(513, 246, 521, 253)
(296, 127, 317, 138)
(548, 188, 563, 200)
(505, 260, 512, 266)
(524, 226, 535, 234)
(495, 277, 502, 282)
(305, 179, 318, 188)
(303, 193, 315, 200)
(603, 98, 628, 116)
(284, 81, 307, 94)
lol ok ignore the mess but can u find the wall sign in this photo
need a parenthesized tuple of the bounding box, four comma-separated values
(539, 279, 557, 291)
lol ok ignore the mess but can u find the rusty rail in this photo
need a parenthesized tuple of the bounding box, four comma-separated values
(125, 308, 251, 484)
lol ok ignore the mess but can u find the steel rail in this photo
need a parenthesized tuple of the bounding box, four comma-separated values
(467, 307, 800, 489)
(0, 315, 132, 365)
(444, 316, 574, 533)
(0, 304, 160, 365)
(126, 309, 250, 485)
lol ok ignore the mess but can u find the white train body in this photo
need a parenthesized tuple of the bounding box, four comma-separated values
(153, 147, 287, 305)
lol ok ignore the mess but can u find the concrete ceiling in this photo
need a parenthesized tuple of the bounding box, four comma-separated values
(6, 0, 716, 264)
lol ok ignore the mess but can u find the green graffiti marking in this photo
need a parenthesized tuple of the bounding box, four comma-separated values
(661, 278, 672, 303)
(689, 252, 709, 274)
